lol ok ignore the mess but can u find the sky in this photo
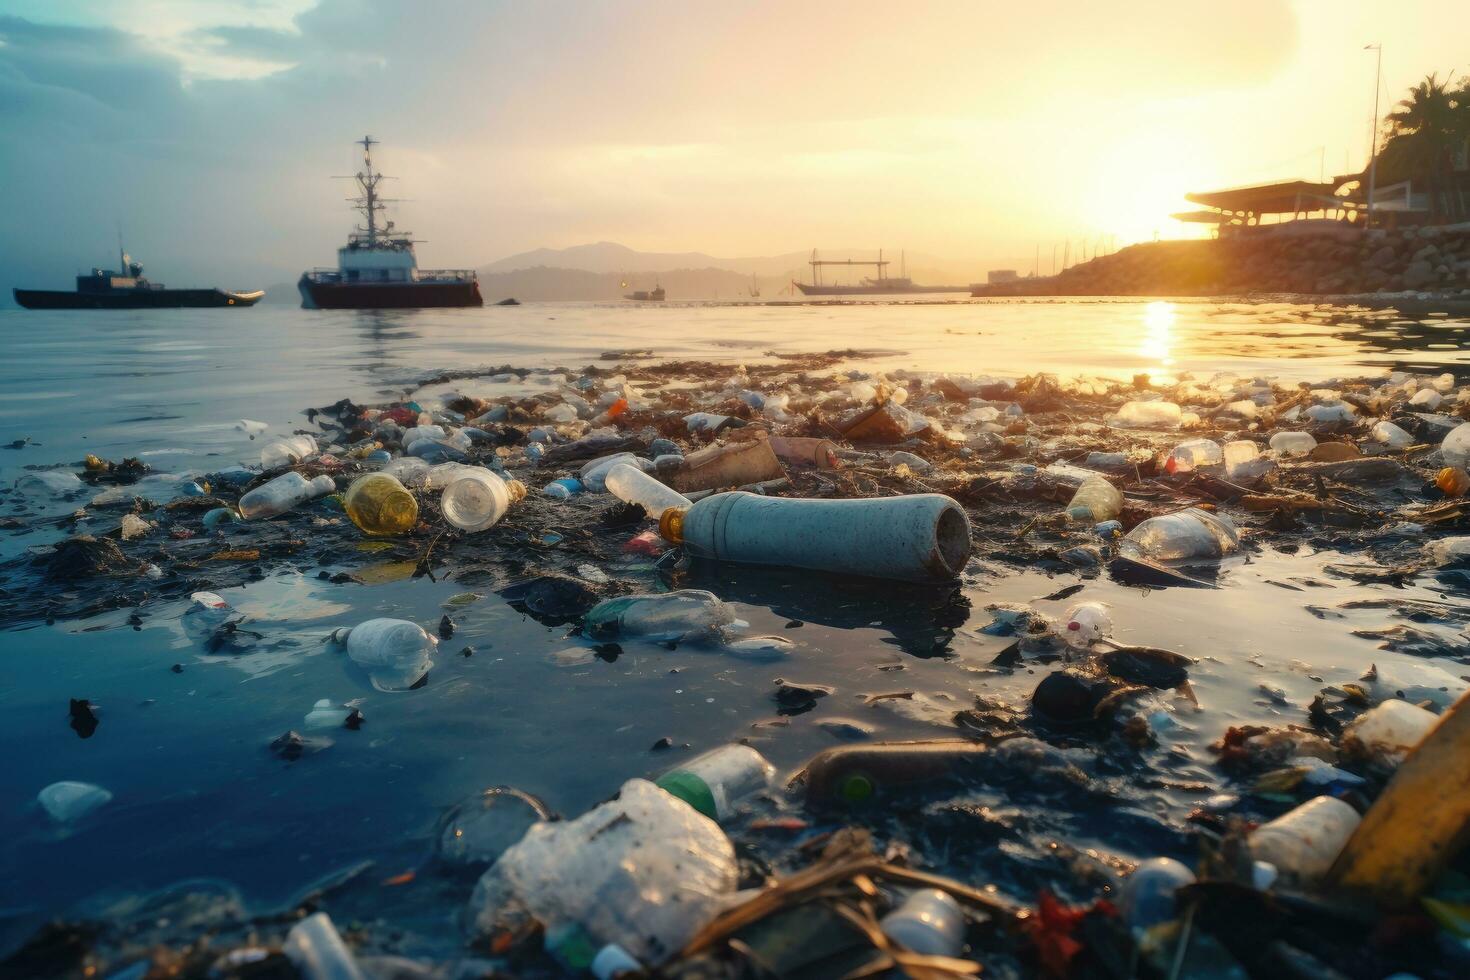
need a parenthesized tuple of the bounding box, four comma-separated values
(2, 0, 1468, 290)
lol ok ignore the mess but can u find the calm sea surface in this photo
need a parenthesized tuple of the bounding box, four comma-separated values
(1, 298, 1468, 955)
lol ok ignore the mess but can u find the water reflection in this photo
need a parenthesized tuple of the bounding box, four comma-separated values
(1139, 300, 1175, 370)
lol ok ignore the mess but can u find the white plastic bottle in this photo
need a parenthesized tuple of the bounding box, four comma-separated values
(1269, 431, 1317, 457)
(283, 912, 366, 980)
(654, 743, 776, 822)
(1249, 796, 1360, 883)
(260, 434, 318, 470)
(238, 472, 335, 520)
(879, 889, 965, 957)
(1442, 422, 1470, 470)
(336, 618, 437, 692)
(605, 463, 692, 521)
(441, 470, 526, 532)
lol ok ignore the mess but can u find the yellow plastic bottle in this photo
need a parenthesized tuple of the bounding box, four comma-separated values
(343, 473, 419, 536)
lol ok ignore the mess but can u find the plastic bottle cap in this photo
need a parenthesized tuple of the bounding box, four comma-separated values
(840, 773, 875, 804)
(659, 507, 687, 544)
(654, 770, 718, 820)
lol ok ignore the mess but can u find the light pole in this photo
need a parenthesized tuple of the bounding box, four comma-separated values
(1364, 43, 1382, 229)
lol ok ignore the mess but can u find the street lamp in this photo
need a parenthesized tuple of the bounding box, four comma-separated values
(1364, 43, 1382, 229)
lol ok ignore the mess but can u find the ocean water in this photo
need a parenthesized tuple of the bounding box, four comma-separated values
(1, 298, 1468, 958)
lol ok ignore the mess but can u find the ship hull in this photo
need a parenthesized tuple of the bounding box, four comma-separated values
(13, 288, 263, 310)
(298, 277, 483, 309)
(794, 282, 972, 296)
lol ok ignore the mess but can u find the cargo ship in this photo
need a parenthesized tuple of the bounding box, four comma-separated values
(622, 282, 666, 301)
(14, 249, 263, 309)
(792, 249, 970, 296)
(298, 137, 482, 309)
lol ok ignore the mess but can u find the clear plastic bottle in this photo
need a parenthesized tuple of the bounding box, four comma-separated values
(441, 470, 526, 532)
(1064, 475, 1122, 522)
(1118, 507, 1240, 562)
(605, 463, 691, 521)
(337, 618, 436, 692)
(655, 743, 776, 821)
(1371, 420, 1414, 449)
(879, 889, 965, 958)
(583, 590, 737, 642)
(343, 473, 418, 536)
(380, 456, 431, 488)
(1118, 858, 1195, 932)
(1269, 431, 1317, 457)
(1163, 438, 1223, 473)
(1061, 601, 1112, 648)
(1443, 422, 1470, 470)
(260, 434, 318, 470)
(238, 471, 335, 520)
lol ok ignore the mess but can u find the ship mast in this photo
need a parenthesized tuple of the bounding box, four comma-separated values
(351, 135, 387, 245)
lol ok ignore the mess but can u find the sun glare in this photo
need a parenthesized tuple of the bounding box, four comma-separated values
(1139, 300, 1176, 368)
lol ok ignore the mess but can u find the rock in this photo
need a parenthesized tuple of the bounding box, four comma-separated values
(1402, 259, 1436, 290)
(1368, 245, 1397, 268)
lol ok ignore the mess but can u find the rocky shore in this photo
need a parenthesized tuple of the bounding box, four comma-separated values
(976, 224, 1470, 300)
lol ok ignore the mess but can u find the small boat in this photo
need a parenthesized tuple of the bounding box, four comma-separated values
(298, 137, 482, 310)
(14, 249, 262, 310)
(623, 282, 666, 302)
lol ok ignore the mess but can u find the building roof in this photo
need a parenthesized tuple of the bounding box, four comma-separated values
(1185, 180, 1343, 215)
(1170, 210, 1231, 224)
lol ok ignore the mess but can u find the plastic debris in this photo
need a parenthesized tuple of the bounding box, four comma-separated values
(654, 743, 775, 822)
(1118, 507, 1240, 562)
(336, 618, 436, 692)
(37, 780, 113, 823)
(283, 912, 366, 980)
(238, 472, 335, 520)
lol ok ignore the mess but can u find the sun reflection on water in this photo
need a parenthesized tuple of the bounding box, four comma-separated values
(1139, 300, 1176, 371)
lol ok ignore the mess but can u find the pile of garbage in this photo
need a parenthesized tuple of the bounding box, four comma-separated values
(6, 351, 1470, 977)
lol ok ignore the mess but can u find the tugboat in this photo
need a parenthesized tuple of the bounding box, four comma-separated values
(622, 281, 666, 302)
(298, 137, 482, 309)
(14, 246, 263, 309)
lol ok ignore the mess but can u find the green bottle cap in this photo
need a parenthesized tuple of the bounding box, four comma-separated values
(840, 773, 875, 804)
(655, 770, 718, 820)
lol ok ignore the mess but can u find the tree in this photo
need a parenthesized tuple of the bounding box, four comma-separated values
(1377, 72, 1470, 222)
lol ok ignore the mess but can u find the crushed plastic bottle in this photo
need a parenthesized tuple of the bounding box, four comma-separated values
(1249, 796, 1360, 884)
(1341, 699, 1438, 770)
(1111, 400, 1182, 429)
(584, 590, 737, 644)
(284, 912, 366, 980)
(1371, 420, 1414, 449)
(342, 473, 418, 536)
(238, 472, 335, 520)
(441, 470, 526, 532)
(259, 434, 318, 470)
(1064, 475, 1122, 522)
(468, 778, 738, 966)
(1118, 507, 1240, 562)
(37, 780, 113, 823)
(15, 470, 84, 496)
(654, 743, 775, 821)
(879, 889, 965, 958)
(1061, 601, 1112, 648)
(1269, 431, 1317, 457)
(335, 618, 436, 692)
(1443, 422, 1470, 470)
(605, 463, 691, 522)
(1164, 438, 1223, 473)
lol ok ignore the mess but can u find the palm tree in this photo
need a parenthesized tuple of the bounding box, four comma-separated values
(1378, 72, 1470, 221)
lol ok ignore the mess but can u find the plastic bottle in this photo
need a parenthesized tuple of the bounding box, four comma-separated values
(581, 453, 644, 493)
(1118, 858, 1195, 932)
(1112, 400, 1182, 429)
(1163, 438, 1223, 473)
(336, 618, 436, 692)
(238, 472, 335, 520)
(401, 424, 446, 446)
(666, 491, 972, 583)
(1249, 796, 1360, 883)
(1409, 388, 1442, 409)
(441, 470, 526, 532)
(879, 889, 965, 958)
(421, 462, 482, 491)
(1341, 699, 1437, 770)
(1061, 601, 1112, 648)
(1064, 475, 1122, 522)
(590, 944, 643, 980)
(670, 437, 786, 494)
(1118, 507, 1240, 562)
(1436, 467, 1470, 497)
(37, 780, 113, 823)
(1269, 431, 1317, 457)
(469, 779, 737, 966)
(1443, 422, 1470, 470)
(283, 912, 366, 980)
(342, 473, 418, 536)
(801, 741, 991, 808)
(1372, 420, 1414, 449)
(380, 456, 431, 488)
(655, 743, 775, 822)
(583, 590, 737, 643)
(542, 477, 583, 499)
(605, 463, 691, 522)
(260, 434, 318, 470)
